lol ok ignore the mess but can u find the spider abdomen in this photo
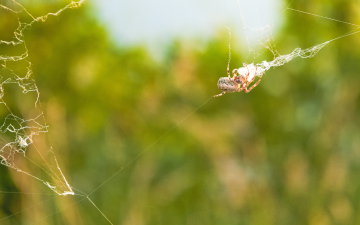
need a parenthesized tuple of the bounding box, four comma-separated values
(217, 77, 240, 92)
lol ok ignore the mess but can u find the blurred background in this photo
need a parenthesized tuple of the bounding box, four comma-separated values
(1, 0, 360, 224)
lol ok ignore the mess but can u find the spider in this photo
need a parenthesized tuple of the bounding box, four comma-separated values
(214, 63, 264, 97)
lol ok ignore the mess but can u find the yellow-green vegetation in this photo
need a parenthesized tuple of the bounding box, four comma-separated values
(1, 0, 360, 225)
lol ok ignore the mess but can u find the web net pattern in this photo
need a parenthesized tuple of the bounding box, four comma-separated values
(0, 0, 84, 196)
(252, 30, 360, 77)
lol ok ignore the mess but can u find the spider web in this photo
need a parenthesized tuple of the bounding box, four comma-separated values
(0, 0, 84, 196)
(226, 4, 360, 81)
(255, 29, 360, 75)
(1, 1, 360, 224)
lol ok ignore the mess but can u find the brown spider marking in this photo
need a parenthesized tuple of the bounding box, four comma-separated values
(214, 63, 264, 97)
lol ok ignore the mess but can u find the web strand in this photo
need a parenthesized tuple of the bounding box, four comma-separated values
(2, 1, 360, 225)
(287, 7, 360, 28)
(255, 25, 360, 74)
(0, 0, 84, 196)
(86, 96, 213, 196)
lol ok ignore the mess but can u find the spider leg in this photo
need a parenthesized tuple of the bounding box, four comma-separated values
(227, 61, 231, 77)
(232, 68, 239, 77)
(244, 77, 262, 93)
(213, 92, 226, 97)
(239, 68, 251, 90)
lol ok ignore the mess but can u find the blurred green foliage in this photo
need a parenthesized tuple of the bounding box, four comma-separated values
(1, 0, 360, 225)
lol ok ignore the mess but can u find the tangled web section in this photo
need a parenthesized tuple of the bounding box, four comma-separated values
(235, 25, 360, 78)
(0, 0, 85, 196)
